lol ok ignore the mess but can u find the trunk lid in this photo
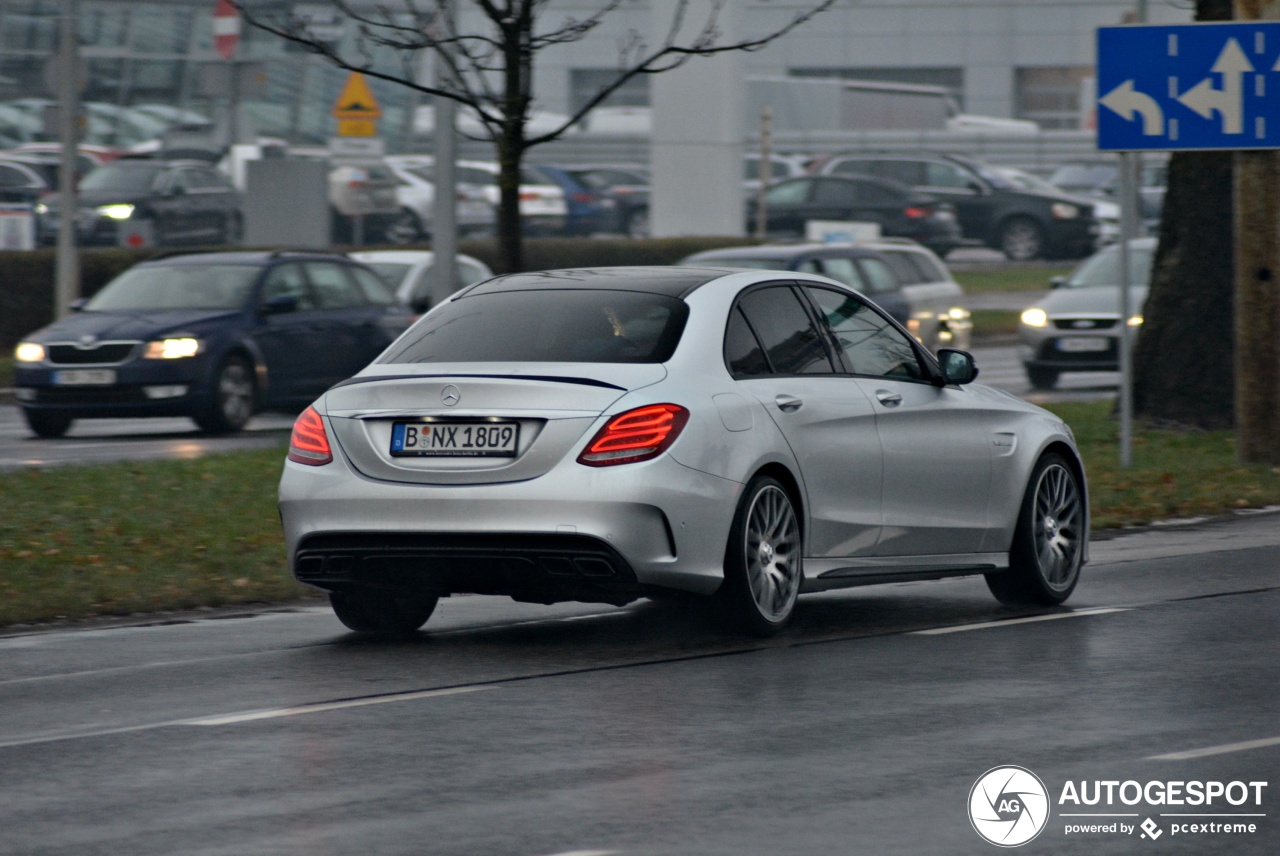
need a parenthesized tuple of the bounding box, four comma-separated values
(322, 363, 665, 485)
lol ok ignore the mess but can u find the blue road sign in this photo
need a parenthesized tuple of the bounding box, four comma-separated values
(1098, 22, 1280, 151)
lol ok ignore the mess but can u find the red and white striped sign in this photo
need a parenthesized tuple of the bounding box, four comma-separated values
(212, 0, 241, 61)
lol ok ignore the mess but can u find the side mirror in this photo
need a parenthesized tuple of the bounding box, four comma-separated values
(1049, 276, 1067, 289)
(69, 298, 88, 312)
(937, 348, 978, 385)
(263, 294, 299, 315)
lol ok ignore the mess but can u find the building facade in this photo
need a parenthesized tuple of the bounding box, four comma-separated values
(0, 0, 1192, 151)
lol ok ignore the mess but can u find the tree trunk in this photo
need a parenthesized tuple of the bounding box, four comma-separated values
(495, 126, 524, 274)
(1131, 0, 1235, 428)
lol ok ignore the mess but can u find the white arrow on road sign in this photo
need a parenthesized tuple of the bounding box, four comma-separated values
(1178, 38, 1252, 134)
(1099, 80, 1164, 135)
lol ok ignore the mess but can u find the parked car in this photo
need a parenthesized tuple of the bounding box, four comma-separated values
(1018, 237, 1152, 389)
(534, 164, 622, 235)
(383, 156, 496, 243)
(815, 152, 1100, 260)
(36, 159, 241, 246)
(743, 152, 808, 193)
(11, 251, 413, 437)
(1048, 160, 1166, 233)
(750, 174, 963, 257)
(559, 163, 650, 238)
(389, 156, 566, 236)
(681, 239, 971, 351)
(279, 266, 1087, 636)
(328, 163, 401, 245)
(349, 249, 494, 313)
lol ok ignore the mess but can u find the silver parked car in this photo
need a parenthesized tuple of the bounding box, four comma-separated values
(1018, 237, 1152, 390)
(280, 267, 1089, 636)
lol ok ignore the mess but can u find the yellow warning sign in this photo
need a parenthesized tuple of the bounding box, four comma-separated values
(331, 72, 382, 120)
(336, 119, 377, 137)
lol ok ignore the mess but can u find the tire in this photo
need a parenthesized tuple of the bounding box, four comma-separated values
(329, 590, 438, 635)
(986, 453, 1084, 606)
(24, 410, 72, 438)
(998, 217, 1045, 261)
(384, 208, 422, 245)
(194, 355, 255, 434)
(1025, 365, 1059, 390)
(625, 208, 649, 239)
(715, 475, 803, 636)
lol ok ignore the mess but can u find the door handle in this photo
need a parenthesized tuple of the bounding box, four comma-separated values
(775, 394, 803, 412)
(875, 389, 903, 407)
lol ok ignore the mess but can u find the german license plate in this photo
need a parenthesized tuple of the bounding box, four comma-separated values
(1056, 337, 1109, 353)
(390, 421, 519, 457)
(53, 369, 116, 385)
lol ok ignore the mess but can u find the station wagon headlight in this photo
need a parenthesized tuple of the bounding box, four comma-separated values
(34, 202, 48, 216)
(97, 203, 135, 220)
(14, 342, 45, 362)
(1051, 203, 1080, 219)
(1020, 307, 1049, 328)
(143, 337, 202, 359)
(1128, 314, 1144, 326)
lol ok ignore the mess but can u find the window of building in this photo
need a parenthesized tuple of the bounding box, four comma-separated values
(1016, 66, 1092, 130)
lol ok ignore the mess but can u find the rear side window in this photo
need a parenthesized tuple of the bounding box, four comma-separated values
(723, 306, 770, 378)
(857, 257, 900, 295)
(380, 289, 688, 364)
(880, 251, 927, 285)
(735, 286, 833, 375)
(305, 262, 364, 309)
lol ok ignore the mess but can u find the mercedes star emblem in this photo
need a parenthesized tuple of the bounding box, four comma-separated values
(441, 384, 461, 407)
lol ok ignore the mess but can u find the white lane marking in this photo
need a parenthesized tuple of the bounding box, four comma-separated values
(912, 607, 1129, 635)
(185, 685, 495, 726)
(0, 686, 496, 749)
(1147, 735, 1280, 761)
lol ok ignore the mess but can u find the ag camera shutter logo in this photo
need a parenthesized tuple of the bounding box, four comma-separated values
(969, 766, 1051, 847)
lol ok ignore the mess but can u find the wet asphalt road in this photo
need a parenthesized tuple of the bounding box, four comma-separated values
(2, 514, 1277, 855)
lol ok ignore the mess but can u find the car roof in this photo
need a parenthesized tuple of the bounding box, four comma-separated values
(461, 266, 732, 299)
(140, 250, 356, 267)
(686, 243, 882, 261)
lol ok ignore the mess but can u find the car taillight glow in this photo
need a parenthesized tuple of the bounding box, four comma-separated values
(904, 206, 932, 219)
(288, 406, 333, 466)
(577, 404, 689, 467)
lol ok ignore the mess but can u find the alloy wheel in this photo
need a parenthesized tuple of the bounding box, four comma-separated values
(743, 484, 802, 621)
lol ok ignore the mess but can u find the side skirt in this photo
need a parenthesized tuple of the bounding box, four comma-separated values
(801, 552, 1009, 594)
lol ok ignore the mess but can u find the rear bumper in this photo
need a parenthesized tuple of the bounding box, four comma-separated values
(293, 532, 645, 606)
(279, 449, 743, 602)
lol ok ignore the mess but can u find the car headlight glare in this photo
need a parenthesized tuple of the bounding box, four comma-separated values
(1051, 202, 1079, 219)
(34, 202, 48, 216)
(1128, 314, 1144, 327)
(143, 337, 202, 359)
(1020, 308, 1049, 328)
(97, 203, 136, 220)
(15, 342, 46, 362)
(947, 307, 971, 320)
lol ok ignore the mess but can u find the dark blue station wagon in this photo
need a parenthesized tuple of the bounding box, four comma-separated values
(13, 251, 413, 437)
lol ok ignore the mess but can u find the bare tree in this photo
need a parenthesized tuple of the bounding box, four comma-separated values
(235, 0, 836, 272)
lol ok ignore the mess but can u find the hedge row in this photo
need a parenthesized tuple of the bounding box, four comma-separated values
(0, 236, 757, 350)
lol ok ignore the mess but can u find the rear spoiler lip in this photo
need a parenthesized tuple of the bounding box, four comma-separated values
(328, 372, 627, 392)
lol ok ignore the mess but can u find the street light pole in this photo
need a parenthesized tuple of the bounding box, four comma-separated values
(54, 0, 80, 319)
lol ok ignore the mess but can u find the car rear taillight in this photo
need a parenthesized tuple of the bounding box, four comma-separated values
(288, 406, 333, 466)
(904, 206, 932, 219)
(577, 404, 689, 467)
(571, 192, 597, 204)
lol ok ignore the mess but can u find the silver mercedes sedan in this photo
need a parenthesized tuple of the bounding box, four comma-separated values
(279, 267, 1088, 636)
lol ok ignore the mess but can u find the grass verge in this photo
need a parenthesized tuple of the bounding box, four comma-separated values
(1043, 402, 1280, 529)
(1, 402, 1278, 627)
(954, 265, 1069, 294)
(970, 308, 1021, 338)
(0, 446, 309, 627)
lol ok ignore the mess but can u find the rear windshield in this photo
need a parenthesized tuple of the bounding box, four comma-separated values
(380, 289, 689, 364)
